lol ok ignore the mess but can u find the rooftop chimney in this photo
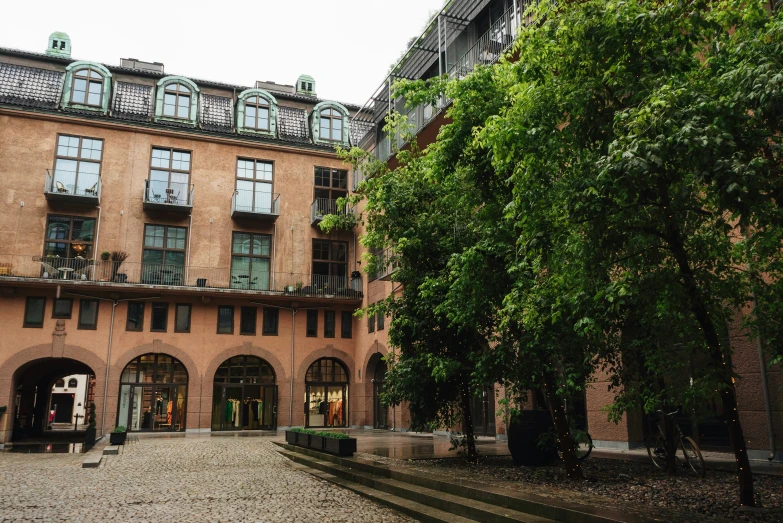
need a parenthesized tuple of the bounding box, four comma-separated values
(120, 58, 165, 73)
(296, 75, 316, 97)
(45, 32, 71, 58)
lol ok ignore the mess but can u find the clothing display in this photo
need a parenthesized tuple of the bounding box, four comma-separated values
(225, 398, 264, 429)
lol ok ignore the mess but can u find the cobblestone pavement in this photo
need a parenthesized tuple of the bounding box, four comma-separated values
(0, 437, 413, 522)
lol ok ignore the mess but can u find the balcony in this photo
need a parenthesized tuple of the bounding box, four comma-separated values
(231, 190, 280, 221)
(311, 198, 354, 227)
(374, 248, 397, 281)
(0, 255, 363, 301)
(143, 180, 194, 214)
(44, 169, 100, 206)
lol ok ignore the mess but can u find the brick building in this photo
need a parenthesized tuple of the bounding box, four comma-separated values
(0, 0, 779, 462)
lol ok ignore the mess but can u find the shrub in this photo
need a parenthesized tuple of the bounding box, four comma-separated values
(289, 428, 350, 439)
(113, 426, 126, 433)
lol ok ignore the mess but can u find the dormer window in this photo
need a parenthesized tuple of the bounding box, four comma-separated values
(71, 68, 103, 107)
(237, 89, 278, 137)
(154, 76, 199, 126)
(61, 61, 112, 114)
(244, 96, 270, 131)
(163, 83, 191, 119)
(319, 108, 343, 142)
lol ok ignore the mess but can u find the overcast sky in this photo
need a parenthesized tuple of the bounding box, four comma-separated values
(0, 0, 445, 106)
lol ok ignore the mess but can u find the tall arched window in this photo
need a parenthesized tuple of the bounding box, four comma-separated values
(163, 83, 191, 119)
(244, 96, 270, 130)
(305, 357, 348, 428)
(211, 355, 277, 431)
(71, 68, 103, 106)
(117, 354, 188, 432)
(319, 108, 343, 142)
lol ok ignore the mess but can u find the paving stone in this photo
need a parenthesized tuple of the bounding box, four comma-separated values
(0, 438, 413, 522)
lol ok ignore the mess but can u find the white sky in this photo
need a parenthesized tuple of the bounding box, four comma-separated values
(0, 0, 446, 106)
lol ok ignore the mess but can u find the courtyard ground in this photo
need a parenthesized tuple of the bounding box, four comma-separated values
(0, 435, 412, 523)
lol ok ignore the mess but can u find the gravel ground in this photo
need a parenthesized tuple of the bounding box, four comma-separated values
(0, 437, 413, 523)
(356, 453, 783, 523)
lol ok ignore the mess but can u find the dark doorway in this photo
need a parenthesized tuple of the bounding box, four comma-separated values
(369, 354, 388, 429)
(470, 386, 496, 436)
(11, 358, 95, 442)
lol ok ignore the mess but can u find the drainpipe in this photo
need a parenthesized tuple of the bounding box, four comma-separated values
(753, 293, 776, 460)
(92, 206, 102, 279)
(272, 223, 277, 290)
(185, 214, 193, 284)
(290, 308, 296, 427)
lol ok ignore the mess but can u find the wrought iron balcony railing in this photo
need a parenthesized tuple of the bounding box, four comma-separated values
(0, 255, 363, 300)
(310, 198, 355, 226)
(44, 169, 101, 205)
(231, 190, 280, 221)
(144, 180, 194, 212)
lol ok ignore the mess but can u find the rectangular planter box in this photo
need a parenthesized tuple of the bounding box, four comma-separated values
(285, 431, 296, 445)
(109, 432, 127, 445)
(295, 432, 309, 447)
(323, 437, 357, 457)
(309, 435, 325, 451)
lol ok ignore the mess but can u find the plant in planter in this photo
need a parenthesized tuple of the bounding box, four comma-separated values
(110, 425, 128, 445)
(110, 251, 129, 282)
(285, 428, 356, 456)
(100, 251, 111, 261)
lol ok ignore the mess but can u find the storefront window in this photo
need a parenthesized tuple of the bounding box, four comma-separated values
(211, 356, 276, 431)
(117, 353, 188, 432)
(305, 358, 348, 428)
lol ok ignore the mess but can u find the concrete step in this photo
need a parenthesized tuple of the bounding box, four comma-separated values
(103, 445, 119, 455)
(275, 442, 655, 523)
(286, 460, 476, 523)
(279, 447, 555, 523)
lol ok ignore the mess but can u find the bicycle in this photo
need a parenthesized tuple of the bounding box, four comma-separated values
(557, 427, 594, 462)
(645, 409, 705, 477)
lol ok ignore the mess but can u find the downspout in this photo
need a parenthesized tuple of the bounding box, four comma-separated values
(92, 206, 102, 279)
(185, 214, 193, 284)
(753, 293, 776, 460)
(290, 308, 296, 427)
(100, 300, 117, 438)
(272, 223, 277, 290)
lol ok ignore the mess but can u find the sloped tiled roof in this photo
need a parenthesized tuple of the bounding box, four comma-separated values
(112, 81, 153, 121)
(349, 118, 374, 147)
(0, 62, 63, 108)
(278, 106, 310, 143)
(200, 94, 233, 133)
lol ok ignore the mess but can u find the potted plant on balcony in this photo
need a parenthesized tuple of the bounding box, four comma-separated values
(111, 251, 129, 283)
(110, 425, 127, 445)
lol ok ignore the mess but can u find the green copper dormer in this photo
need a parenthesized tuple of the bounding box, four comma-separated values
(46, 32, 71, 58)
(311, 101, 350, 147)
(154, 76, 199, 127)
(237, 89, 278, 138)
(296, 75, 316, 97)
(62, 62, 112, 114)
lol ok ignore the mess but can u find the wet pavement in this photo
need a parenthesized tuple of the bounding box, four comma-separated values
(2, 442, 86, 453)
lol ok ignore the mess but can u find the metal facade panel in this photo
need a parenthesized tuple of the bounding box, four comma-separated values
(0, 62, 63, 108)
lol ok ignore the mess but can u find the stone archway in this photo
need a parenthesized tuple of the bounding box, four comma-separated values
(0, 343, 106, 443)
(362, 343, 389, 429)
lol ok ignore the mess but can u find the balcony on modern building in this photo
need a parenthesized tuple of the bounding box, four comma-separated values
(231, 190, 280, 222)
(0, 255, 363, 301)
(353, 0, 523, 163)
(310, 198, 354, 227)
(143, 180, 194, 214)
(374, 248, 397, 281)
(44, 169, 101, 206)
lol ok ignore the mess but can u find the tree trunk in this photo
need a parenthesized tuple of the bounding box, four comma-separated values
(660, 409, 679, 476)
(543, 373, 584, 480)
(459, 385, 478, 460)
(665, 220, 755, 506)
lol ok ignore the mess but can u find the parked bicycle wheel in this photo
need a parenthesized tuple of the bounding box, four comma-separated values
(645, 434, 667, 469)
(682, 437, 705, 477)
(557, 430, 594, 462)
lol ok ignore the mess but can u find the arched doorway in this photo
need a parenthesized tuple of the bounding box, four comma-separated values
(368, 353, 388, 429)
(117, 354, 187, 432)
(11, 358, 96, 441)
(211, 356, 277, 431)
(305, 358, 348, 428)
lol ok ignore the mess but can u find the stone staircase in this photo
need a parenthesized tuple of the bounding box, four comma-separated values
(274, 442, 655, 523)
